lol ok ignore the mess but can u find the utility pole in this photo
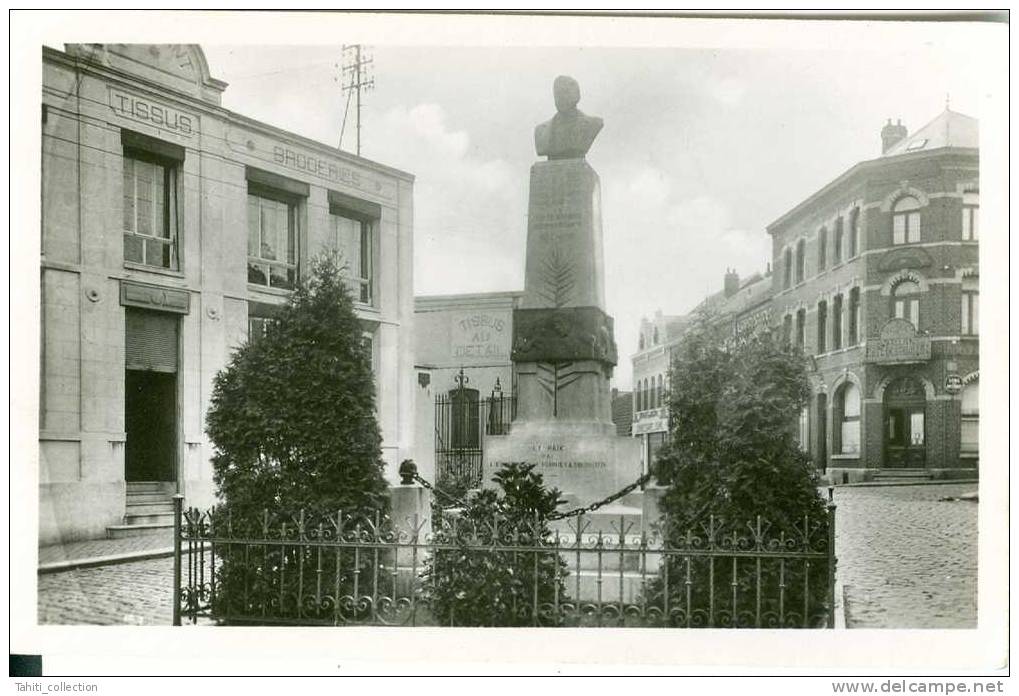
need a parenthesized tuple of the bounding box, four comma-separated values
(338, 44, 374, 156)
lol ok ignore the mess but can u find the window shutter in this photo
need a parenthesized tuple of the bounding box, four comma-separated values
(126, 309, 179, 372)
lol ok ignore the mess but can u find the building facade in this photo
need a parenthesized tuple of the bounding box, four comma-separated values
(631, 311, 687, 474)
(413, 291, 520, 483)
(768, 110, 979, 482)
(40, 44, 416, 544)
(630, 268, 773, 474)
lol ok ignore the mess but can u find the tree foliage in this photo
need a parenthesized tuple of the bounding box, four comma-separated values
(206, 252, 389, 523)
(647, 317, 831, 626)
(423, 463, 569, 626)
(655, 317, 825, 527)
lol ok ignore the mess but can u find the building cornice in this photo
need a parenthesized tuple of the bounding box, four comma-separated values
(43, 45, 416, 183)
(766, 146, 978, 235)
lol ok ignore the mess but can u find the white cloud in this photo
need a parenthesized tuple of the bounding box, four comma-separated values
(603, 166, 770, 389)
(369, 103, 525, 295)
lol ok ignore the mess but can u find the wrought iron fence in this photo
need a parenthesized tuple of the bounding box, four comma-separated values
(174, 499, 835, 628)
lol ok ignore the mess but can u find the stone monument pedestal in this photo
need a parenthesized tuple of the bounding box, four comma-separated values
(483, 421, 641, 506)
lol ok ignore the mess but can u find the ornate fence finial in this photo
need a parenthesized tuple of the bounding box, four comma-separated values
(399, 459, 418, 485)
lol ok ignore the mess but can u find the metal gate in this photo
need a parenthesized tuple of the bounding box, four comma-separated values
(434, 370, 515, 488)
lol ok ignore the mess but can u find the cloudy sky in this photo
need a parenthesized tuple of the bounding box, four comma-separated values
(200, 20, 992, 388)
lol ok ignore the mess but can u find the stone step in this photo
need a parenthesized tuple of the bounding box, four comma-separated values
(107, 522, 174, 539)
(126, 481, 176, 493)
(124, 511, 175, 526)
(126, 492, 175, 505)
(126, 501, 175, 515)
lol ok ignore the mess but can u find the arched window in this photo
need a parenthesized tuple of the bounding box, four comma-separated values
(961, 276, 979, 336)
(962, 191, 979, 241)
(798, 407, 810, 453)
(892, 279, 921, 329)
(643, 378, 650, 411)
(653, 326, 659, 345)
(892, 195, 921, 245)
(795, 239, 806, 284)
(638, 333, 645, 351)
(657, 374, 664, 408)
(833, 217, 844, 264)
(782, 314, 793, 346)
(960, 380, 979, 455)
(834, 382, 861, 454)
(795, 308, 806, 348)
(817, 227, 827, 270)
(783, 248, 793, 289)
(848, 208, 860, 258)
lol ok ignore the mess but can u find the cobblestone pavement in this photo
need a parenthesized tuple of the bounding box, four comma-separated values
(833, 483, 977, 628)
(37, 557, 174, 625)
(39, 531, 173, 566)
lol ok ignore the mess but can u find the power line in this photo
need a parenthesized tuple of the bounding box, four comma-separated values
(337, 44, 374, 156)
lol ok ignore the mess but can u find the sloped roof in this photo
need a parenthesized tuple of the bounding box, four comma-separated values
(883, 109, 979, 156)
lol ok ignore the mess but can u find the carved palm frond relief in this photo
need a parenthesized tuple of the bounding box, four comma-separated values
(537, 245, 576, 308)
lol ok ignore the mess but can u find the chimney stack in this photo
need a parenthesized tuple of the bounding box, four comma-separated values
(881, 118, 908, 154)
(724, 267, 740, 298)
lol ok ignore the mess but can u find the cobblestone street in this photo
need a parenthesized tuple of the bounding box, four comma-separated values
(38, 557, 174, 625)
(833, 483, 978, 629)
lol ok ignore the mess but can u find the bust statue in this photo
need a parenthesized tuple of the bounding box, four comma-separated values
(534, 75, 603, 159)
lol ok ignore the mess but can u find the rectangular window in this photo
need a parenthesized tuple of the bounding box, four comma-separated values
(832, 295, 843, 350)
(841, 420, 860, 454)
(818, 230, 827, 270)
(247, 193, 298, 290)
(962, 193, 979, 240)
(833, 219, 843, 264)
(782, 314, 792, 346)
(848, 209, 860, 258)
(894, 298, 920, 330)
(331, 213, 374, 305)
(816, 301, 827, 354)
(909, 412, 925, 445)
(798, 408, 810, 453)
(962, 291, 979, 335)
(796, 309, 806, 349)
(848, 288, 860, 345)
(893, 212, 920, 245)
(123, 156, 178, 269)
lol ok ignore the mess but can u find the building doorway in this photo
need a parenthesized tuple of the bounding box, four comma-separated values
(883, 376, 926, 469)
(124, 308, 179, 483)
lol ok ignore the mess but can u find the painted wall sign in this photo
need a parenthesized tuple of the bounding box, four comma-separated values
(451, 311, 511, 362)
(225, 128, 397, 201)
(108, 87, 197, 137)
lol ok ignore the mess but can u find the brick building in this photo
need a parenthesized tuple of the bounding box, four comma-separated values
(631, 267, 772, 474)
(768, 110, 979, 482)
(40, 44, 416, 543)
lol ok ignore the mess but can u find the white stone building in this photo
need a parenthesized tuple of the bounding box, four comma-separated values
(40, 44, 416, 544)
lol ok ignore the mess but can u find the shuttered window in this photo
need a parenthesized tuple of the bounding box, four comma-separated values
(126, 309, 179, 372)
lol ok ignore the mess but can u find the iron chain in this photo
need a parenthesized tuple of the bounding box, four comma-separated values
(412, 466, 659, 520)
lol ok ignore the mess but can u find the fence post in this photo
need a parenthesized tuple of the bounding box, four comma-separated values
(826, 486, 837, 629)
(172, 494, 184, 626)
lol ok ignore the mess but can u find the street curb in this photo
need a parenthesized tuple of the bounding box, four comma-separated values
(38, 547, 175, 574)
(824, 479, 979, 489)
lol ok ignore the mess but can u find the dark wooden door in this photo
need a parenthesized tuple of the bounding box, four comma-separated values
(884, 378, 927, 469)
